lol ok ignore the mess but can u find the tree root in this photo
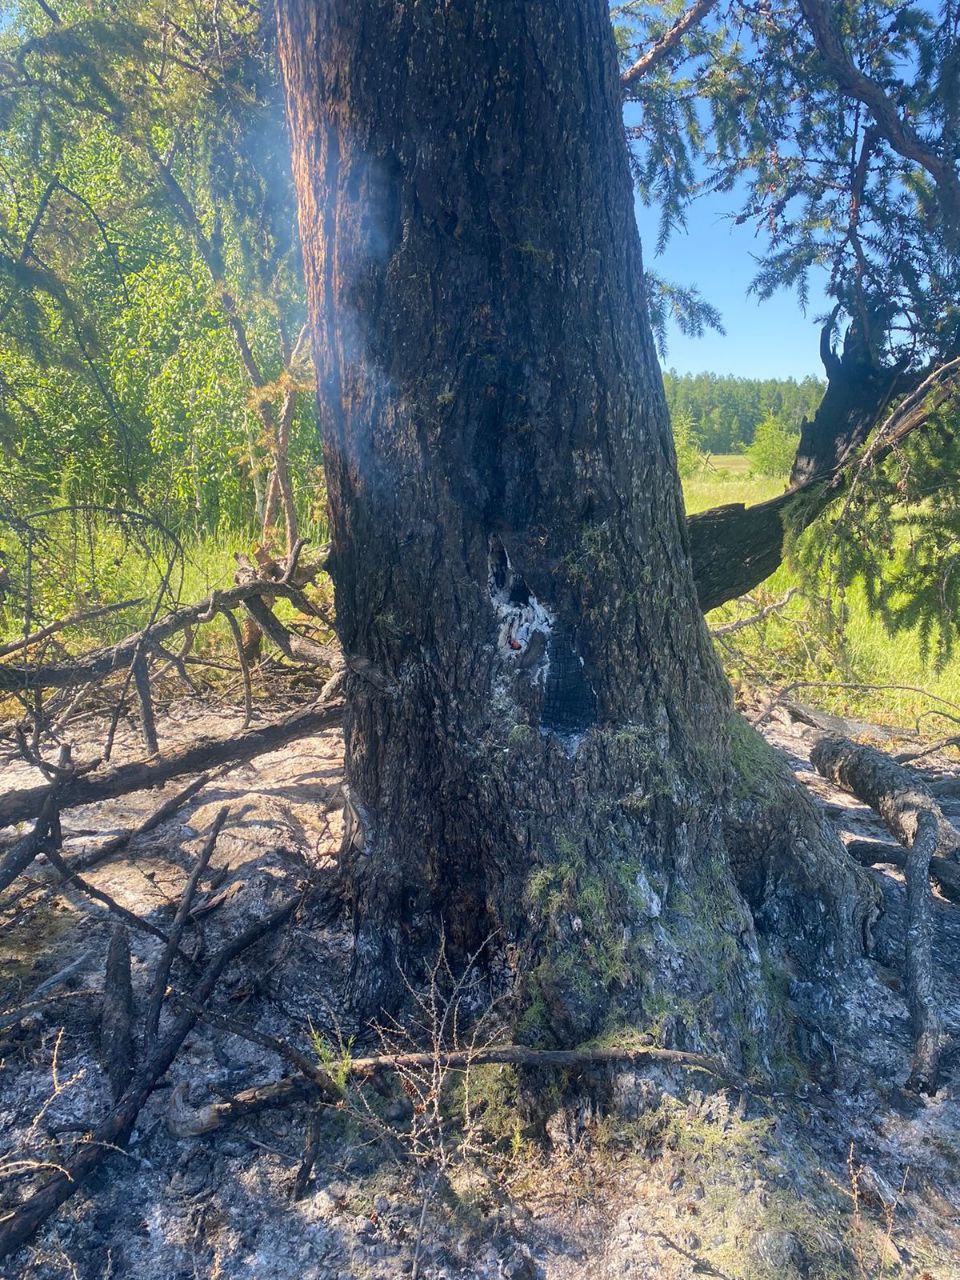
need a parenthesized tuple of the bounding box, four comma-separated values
(846, 838, 960, 904)
(811, 734, 954, 1092)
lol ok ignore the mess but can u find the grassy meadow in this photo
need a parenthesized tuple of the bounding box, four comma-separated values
(686, 455, 960, 735)
(3, 455, 958, 738)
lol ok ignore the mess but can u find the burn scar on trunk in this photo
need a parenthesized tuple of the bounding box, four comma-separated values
(488, 536, 553, 685)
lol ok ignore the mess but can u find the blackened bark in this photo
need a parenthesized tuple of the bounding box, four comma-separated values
(790, 322, 902, 488)
(278, 0, 873, 1056)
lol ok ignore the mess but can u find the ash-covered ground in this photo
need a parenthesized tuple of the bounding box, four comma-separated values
(2, 698, 959, 1280)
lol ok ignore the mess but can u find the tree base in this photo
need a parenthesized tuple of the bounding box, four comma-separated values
(345, 712, 880, 1090)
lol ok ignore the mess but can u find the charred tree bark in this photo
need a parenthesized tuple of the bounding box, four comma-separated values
(278, 0, 874, 1058)
(789, 320, 902, 488)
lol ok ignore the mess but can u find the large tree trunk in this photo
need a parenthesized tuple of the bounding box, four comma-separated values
(277, 0, 875, 1063)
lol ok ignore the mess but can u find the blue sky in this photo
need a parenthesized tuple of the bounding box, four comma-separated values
(635, 189, 832, 381)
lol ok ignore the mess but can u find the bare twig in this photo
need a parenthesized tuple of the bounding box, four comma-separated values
(143, 806, 230, 1052)
(710, 589, 798, 637)
(222, 610, 253, 728)
(0, 895, 300, 1261)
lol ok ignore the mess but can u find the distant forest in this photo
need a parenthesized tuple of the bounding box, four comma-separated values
(662, 371, 825, 455)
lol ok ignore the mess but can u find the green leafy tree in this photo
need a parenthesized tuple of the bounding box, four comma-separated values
(0, 0, 320, 551)
(747, 414, 801, 478)
(672, 407, 705, 476)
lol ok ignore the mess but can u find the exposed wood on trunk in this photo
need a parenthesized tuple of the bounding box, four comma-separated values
(0, 896, 299, 1263)
(0, 700, 344, 829)
(99, 925, 134, 1101)
(812, 735, 951, 1091)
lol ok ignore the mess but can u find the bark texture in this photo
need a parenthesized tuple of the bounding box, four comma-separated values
(811, 735, 954, 1090)
(278, 0, 873, 1059)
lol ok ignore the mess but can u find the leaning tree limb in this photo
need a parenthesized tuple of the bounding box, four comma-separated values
(0, 771, 217, 915)
(811, 734, 955, 1092)
(688, 353, 960, 611)
(40, 838, 193, 961)
(619, 0, 719, 90)
(0, 699, 344, 829)
(0, 895, 300, 1263)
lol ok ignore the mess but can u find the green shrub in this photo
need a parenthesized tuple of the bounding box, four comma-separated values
(747, 414, 800, 478)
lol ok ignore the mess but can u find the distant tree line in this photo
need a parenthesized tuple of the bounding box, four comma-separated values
(662, 371, 825, 455)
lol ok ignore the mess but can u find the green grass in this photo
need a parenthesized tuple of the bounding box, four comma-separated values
(685, 457, 960, 735)
(3, 461, 958, 738)
(0, 513, 333, 711)
(684, 453, 785, 514)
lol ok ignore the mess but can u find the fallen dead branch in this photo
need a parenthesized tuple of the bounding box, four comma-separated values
(0, 894, 300, 1262)
(165, 1039, 746, 1136)
(812, 735, 954, 1092)
(0, 569, 328, 695)
(99, 925, 134, 1101)
(0, 789, 59, 893)
(0, 699, 344, 829)
(0, 771, 217, 916)
(811, 735, 960, 858)
(143, 806, 230, 1052)
(0, 598, 144, 660)
(40, 838, 191, 958)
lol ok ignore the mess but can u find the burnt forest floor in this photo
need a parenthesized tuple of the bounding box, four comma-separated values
(1, 693, 959, 1280)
